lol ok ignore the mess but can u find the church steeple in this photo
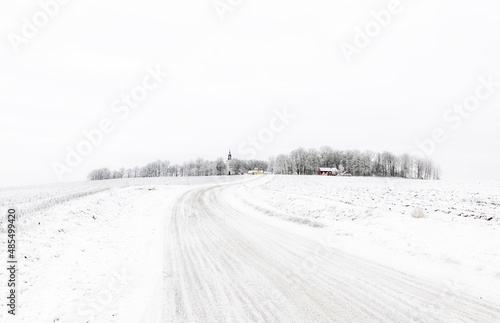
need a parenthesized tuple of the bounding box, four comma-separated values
(226, 149, 232, 175)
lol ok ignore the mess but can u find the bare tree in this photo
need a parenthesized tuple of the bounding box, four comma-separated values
(215, 158, 225, 175)
(88, 168, 112, 180)
(111, 170, 122, 179)
(290, 147, 307, 175)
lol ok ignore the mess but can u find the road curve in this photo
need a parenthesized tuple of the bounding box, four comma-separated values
(158, 179, 500, 322)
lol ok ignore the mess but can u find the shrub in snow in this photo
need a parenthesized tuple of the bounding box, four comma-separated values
(411, 208, 426, 218)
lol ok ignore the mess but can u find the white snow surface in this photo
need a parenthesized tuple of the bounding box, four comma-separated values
(0, 176, 236, 322)
(0, 175, 499, 322)
(237, 176, 500, 281)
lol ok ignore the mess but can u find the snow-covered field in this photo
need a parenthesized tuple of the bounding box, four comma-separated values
(0, 176, 238, 322)
(1, 175, 500, 322)
(237, 176, 500, 281)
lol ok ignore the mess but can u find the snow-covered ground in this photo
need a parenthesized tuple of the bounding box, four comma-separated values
(0, 176, 240, 322)
(1, 175, 500, 322)
(236, 176, 500, 282)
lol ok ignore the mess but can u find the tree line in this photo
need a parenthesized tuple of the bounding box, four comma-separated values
(268, 147, 440, 179)
(87, 158, 268, 180)
(88, 146, 440, 180)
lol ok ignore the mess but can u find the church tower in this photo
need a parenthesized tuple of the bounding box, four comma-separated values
(226, 149, 232, 175)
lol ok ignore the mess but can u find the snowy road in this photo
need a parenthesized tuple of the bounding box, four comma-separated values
(154, 178, 500, 322)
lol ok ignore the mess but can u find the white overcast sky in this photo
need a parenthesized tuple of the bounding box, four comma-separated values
(1, 0, 500, 187)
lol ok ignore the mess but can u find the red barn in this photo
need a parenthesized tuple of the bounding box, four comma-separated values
(318, 167, 339, 176)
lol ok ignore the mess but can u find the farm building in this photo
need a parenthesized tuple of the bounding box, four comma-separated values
(248, 170, 265, 175)
(318, 167, 339, 176)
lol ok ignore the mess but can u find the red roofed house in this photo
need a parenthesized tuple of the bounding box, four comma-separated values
(318, 167, 339, 176)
